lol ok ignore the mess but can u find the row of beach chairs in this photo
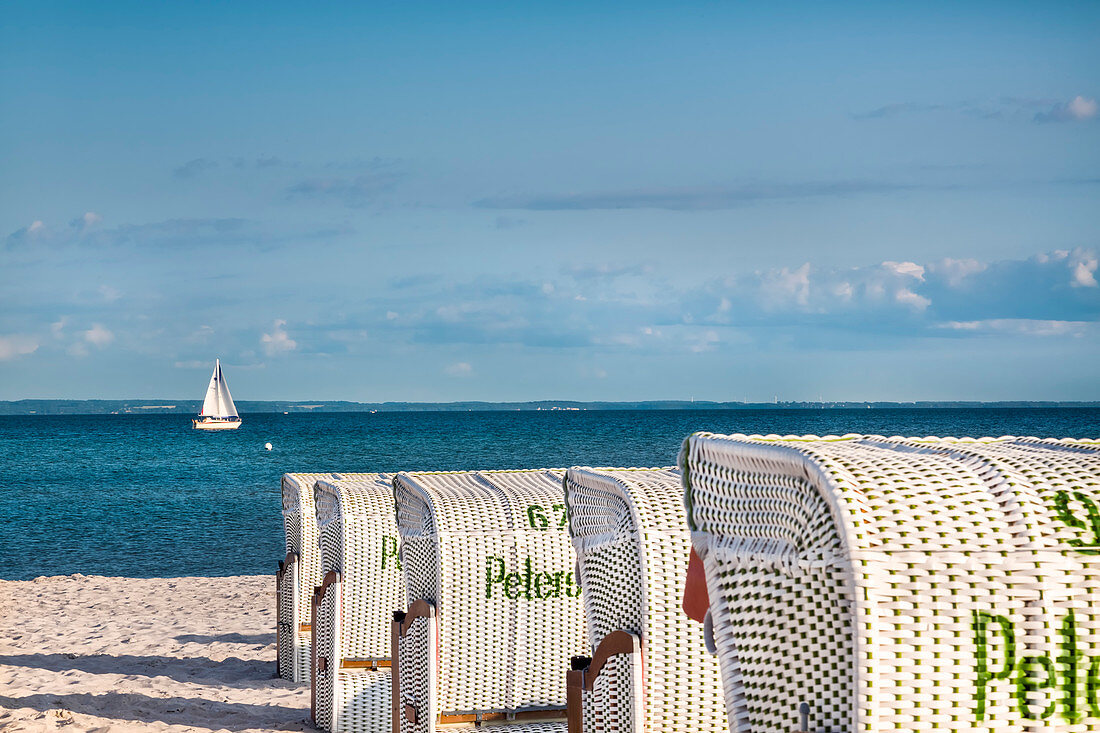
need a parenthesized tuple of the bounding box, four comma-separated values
(277, 434, 1100, 732)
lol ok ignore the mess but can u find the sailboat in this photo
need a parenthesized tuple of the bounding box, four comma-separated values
(192, 358, 242, 430)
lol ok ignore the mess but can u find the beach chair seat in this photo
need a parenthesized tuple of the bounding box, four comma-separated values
(392, 469, 587, 733)
(278, 472, 352, 682)
(312, 474, 406, 732)
(327, 668, 392, 732)
(680, 433, 1100, 733)
(563, 467, 726, 733)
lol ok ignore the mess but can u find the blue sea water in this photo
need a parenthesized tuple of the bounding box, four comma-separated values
(1, 408, 1096, 580)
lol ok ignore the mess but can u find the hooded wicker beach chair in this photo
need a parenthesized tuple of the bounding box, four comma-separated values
(279, 472, 349, 682)
(563, 467, 726, 733)
(311, 473, 407, 733)
(392, 469, 588, 733)
(679, 433, 1100, 733)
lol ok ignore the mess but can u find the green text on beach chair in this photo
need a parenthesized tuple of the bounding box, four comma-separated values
(681, 433, 1100, 733)
(278, 472, 346, 682)
(392, 469, 588, 733)
(564, 467, 727, 733)
(311, 474, 407, 732)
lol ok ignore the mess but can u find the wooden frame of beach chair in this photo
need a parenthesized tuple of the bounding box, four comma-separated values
(680, 433, 1100, 733)
(563, 467, 726, 733)
(391, 469, 588, 733)
(311, 473, 406, 733)
(278, 472, 345, 682)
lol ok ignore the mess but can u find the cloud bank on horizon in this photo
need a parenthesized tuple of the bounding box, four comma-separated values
(0, 2, 1097, 401)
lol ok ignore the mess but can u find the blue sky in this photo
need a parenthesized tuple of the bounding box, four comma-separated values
(1, 1, 1097, 401)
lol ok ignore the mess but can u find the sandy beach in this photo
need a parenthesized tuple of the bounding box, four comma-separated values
(0, 575, 310, 732)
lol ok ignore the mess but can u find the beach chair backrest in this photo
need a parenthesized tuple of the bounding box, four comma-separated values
(565, 467, 726, 732)
(278, 472, 340, 681)
(311, 473, 404, 732)
(315, 474, 405, 659)
(394, 468, 587, 718)
(681, 433, 1100, 733)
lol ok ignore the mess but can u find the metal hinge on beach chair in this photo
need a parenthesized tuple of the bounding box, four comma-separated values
(792, 702, 811, 733)
(566, 631, 642, 733)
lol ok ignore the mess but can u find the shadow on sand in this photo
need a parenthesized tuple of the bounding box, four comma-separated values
(174, 632, 274, 644)
(0, 691, 312, 732)
(0, 652, 288, 687)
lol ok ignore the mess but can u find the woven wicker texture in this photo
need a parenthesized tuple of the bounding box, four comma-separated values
(312, 473, 405, 733)
(394, 469, 586, 727)
(279, 472, 342, 682)
(565, 467, 726, 733)
(681, 433, 1100, 733)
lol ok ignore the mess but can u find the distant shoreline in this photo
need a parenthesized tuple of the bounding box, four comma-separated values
(1, 399, 1098, 415)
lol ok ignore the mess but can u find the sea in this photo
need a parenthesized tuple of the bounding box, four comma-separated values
(1, 408, 1097, 581)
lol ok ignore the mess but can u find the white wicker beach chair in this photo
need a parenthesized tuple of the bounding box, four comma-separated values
(392, 469, 587, 733)
(563, 467, 726, 733)
(279, 472, 347, 682)
(680, 433, 1100, 733)
(311, 473, 407, 733)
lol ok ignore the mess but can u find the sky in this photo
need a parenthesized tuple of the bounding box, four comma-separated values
(1, 1, 1098, 402)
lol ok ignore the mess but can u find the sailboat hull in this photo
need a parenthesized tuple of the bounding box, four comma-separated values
(192, 418, 242, 430)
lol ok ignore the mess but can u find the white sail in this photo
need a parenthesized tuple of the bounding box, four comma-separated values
(216, 361, 239, 418)
(199, 360, 221, 416)
(198, 359, 239, 418)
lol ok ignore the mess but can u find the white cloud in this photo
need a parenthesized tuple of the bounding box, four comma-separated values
(1072, 255, 1098, 288)
(0, 335, 39, 361)
(386, 311, 399, 320)
(83, 323, 114, 347)
(938, 319, 1092, 337)
(883, 261, 925, 280)
(895, 288, 931, 310)
(27, 220, 45, 235)
(72, 212, 102, 232)
(261, 319, 297, 355)
(1035, 96, 1100, 123)
(689, 330, 720, 353)
(760, 263, 811, 308)
(931, 258, 987, 287)
(1068, 96, 1098, 121)
(444, 361, 473, 377)
(99, 285, 122, 302)
(50, 317, 67, 338)
(831, 282, 853, 300)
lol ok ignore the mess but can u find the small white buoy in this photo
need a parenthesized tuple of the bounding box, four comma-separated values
(264, 442, 273, 451)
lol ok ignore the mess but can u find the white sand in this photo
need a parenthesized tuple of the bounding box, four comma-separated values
(0, 575, 311, 732)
